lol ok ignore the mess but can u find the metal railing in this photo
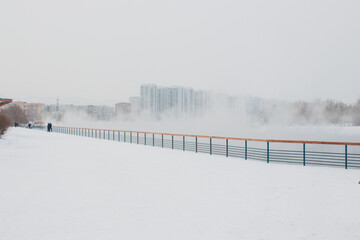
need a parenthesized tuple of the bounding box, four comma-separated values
(52, 126, 360, 169)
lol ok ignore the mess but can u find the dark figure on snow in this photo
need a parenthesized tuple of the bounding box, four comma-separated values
(47, 123, 53, 132)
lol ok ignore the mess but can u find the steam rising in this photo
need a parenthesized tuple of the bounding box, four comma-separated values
(46, 97, 360, 142)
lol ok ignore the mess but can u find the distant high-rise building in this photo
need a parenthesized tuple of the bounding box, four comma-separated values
(182, 88, 194, 114)
(245, 96, 263, 117)
(140, 84, 209, 118)
(194, 91, 208, 115)
(156, 86, 195, 117)
(115, 102, 131, 116)
(140, 84, 157, 117)
(129, 97, 140, 117)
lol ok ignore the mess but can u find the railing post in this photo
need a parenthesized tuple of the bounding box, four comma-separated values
(130, 132, 132, 143)
(113, 131, 115, 141)
(245, 140, 247, 160)
(153, 134, 155, 147)
(210, 138, 212, 155)
(183, 136, 185, 151)
(345, 145, 348, 169)
(303, 143, 306, 166)
(108, 130, 110, 140)
(196, 137, 198, 153)
(172, 135, 174, 149)
(103, 130, 105, 139)
(124, 132, 126, 142)
(162, 134, 164, 148)
(137, 132, 139, 144)
(226, 139, 228, 157)
(267, 142, 269, 163)
(145, 133, 146, 145)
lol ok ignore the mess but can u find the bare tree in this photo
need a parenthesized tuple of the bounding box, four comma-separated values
(0, 105, 28, 125)
(0, 114, 11, 136)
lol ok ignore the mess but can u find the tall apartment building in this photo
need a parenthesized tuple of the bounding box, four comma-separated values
(194, 91, 208, 115)
(141, 84, 208, 118)
(140, 84, 157, 117)
(129, 97, 140, 117)
(245, 96, 263, 117)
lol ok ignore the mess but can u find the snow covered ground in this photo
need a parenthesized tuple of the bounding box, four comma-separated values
(1, 128, 360, 240)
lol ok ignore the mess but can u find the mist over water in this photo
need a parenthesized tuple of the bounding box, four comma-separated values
(51, 106, 360, 143)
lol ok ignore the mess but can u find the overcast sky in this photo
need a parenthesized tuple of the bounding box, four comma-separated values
(1, 0, 359, 105)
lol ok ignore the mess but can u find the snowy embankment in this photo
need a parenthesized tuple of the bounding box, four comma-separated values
(1, 128, 359, 240)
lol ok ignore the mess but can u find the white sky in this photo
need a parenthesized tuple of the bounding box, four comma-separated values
(1, 0, 359, 105)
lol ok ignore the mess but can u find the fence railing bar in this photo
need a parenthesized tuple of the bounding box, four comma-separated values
(51, 126, 360, 170)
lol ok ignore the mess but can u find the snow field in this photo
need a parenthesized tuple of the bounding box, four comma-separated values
(0, 128, 360, 240)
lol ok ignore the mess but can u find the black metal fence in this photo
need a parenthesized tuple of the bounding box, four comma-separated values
(52, 126, 360, 169)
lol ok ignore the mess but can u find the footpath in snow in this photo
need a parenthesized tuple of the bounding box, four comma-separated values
(0, 128, 360, 240)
